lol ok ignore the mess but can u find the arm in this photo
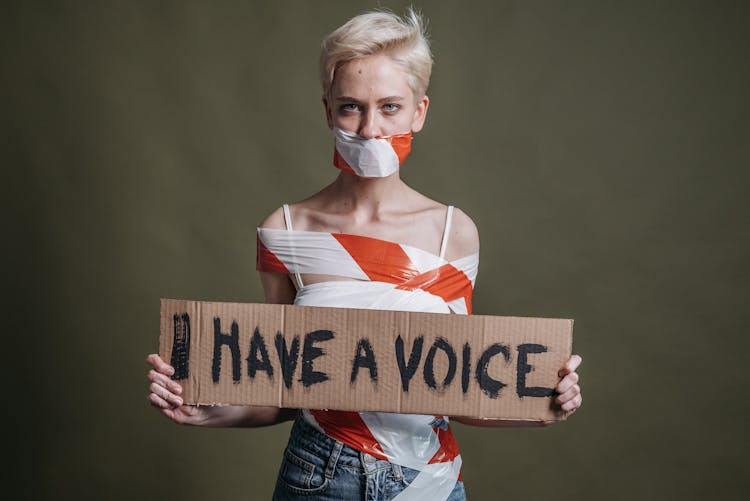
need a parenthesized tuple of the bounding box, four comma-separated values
(452, 417, 550, 428)
(443, 207, 480, 315)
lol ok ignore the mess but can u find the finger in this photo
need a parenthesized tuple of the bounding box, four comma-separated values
(562, 394, 582, 413)
(558, 354, 582, 377)
(555, 384, 580, 405)
(148, 392, 173, 410)
(148, 394, 187, 423)
(148, 369, 183, 394)
(146, 353, 175, 377)
(150, 382, 183, 407)
(555, 371, 579, 394)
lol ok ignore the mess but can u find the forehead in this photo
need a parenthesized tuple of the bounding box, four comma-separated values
(332, 54, 413, 100)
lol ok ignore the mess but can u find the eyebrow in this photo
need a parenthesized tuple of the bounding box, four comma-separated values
(335, 95, 406, 103)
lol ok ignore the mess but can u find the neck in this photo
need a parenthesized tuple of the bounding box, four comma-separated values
(327, 171, 408, 220)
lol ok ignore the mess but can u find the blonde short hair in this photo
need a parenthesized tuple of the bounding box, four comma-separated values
(320, 8, 433, 100)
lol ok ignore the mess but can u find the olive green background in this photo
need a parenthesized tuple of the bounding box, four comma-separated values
(4, 1, 748, 500)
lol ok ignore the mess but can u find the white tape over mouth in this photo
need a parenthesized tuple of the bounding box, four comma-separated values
(334, 127, 401, 178)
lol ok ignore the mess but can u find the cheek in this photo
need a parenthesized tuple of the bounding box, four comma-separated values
(332, 114, 357, 129)
(408, 105, 426, 132)
(386, 107, 418, 131)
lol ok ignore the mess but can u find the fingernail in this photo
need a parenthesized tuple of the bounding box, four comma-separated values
(167, 367, 175, 376)
(175, 397, 183, 406)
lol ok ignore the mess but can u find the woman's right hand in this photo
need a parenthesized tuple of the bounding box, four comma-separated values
(147, 353, 295, 427)
(146, 353, 211, 426)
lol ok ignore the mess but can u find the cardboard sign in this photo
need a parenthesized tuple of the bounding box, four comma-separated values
(159, 299, 573, 421)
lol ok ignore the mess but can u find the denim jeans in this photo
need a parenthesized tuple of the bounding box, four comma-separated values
(272, 415, 467, 500)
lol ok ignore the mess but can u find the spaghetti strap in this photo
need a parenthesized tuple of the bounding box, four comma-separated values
(439, 205, 454, 260)
(282, 204, 293, 231)
(281, 204, 304, 289)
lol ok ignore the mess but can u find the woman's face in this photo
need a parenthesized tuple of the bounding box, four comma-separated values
(324, 53, 429, 138)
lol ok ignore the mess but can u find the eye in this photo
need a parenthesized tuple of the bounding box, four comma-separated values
(383, 103, 401, 113)
(339, 103, 360, 113)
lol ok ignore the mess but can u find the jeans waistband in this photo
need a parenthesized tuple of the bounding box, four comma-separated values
(288, 413, 404, 479)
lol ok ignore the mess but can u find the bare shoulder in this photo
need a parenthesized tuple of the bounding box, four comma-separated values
(258, 205, 287, 230)
(445, 206, 480, 261)
(257, 197, 327, 232)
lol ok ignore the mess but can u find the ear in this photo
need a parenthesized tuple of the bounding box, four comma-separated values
(322, 95, 334, 129)
(410, 95, 430, 133)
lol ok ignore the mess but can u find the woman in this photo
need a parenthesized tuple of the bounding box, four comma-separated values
(147, 9, 582, 500)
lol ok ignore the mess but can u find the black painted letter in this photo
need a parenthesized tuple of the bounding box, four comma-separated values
(395, 335, 424, 392)
(423, 337, 457, 391)
(516, 343, 554, 397)
(170, 313, 190, 380)
(475, 343, 510, 398)
(461, 343, 471, 394)
(212, 318, 241, 383)
(275, 332, 300, 389)
(246, 327, 274, 380)
(350, 338, 378, 384)
(300, 330, 334, 387)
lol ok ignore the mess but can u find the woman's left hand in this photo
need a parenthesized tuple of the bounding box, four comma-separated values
(555, 354, 583, 417)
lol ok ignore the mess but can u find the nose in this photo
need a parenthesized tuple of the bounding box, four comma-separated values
(358, 109, 381, 139)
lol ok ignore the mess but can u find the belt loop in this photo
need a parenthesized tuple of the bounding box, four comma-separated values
(325, 440, 343, 479)
(391, 462, 403, 482)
